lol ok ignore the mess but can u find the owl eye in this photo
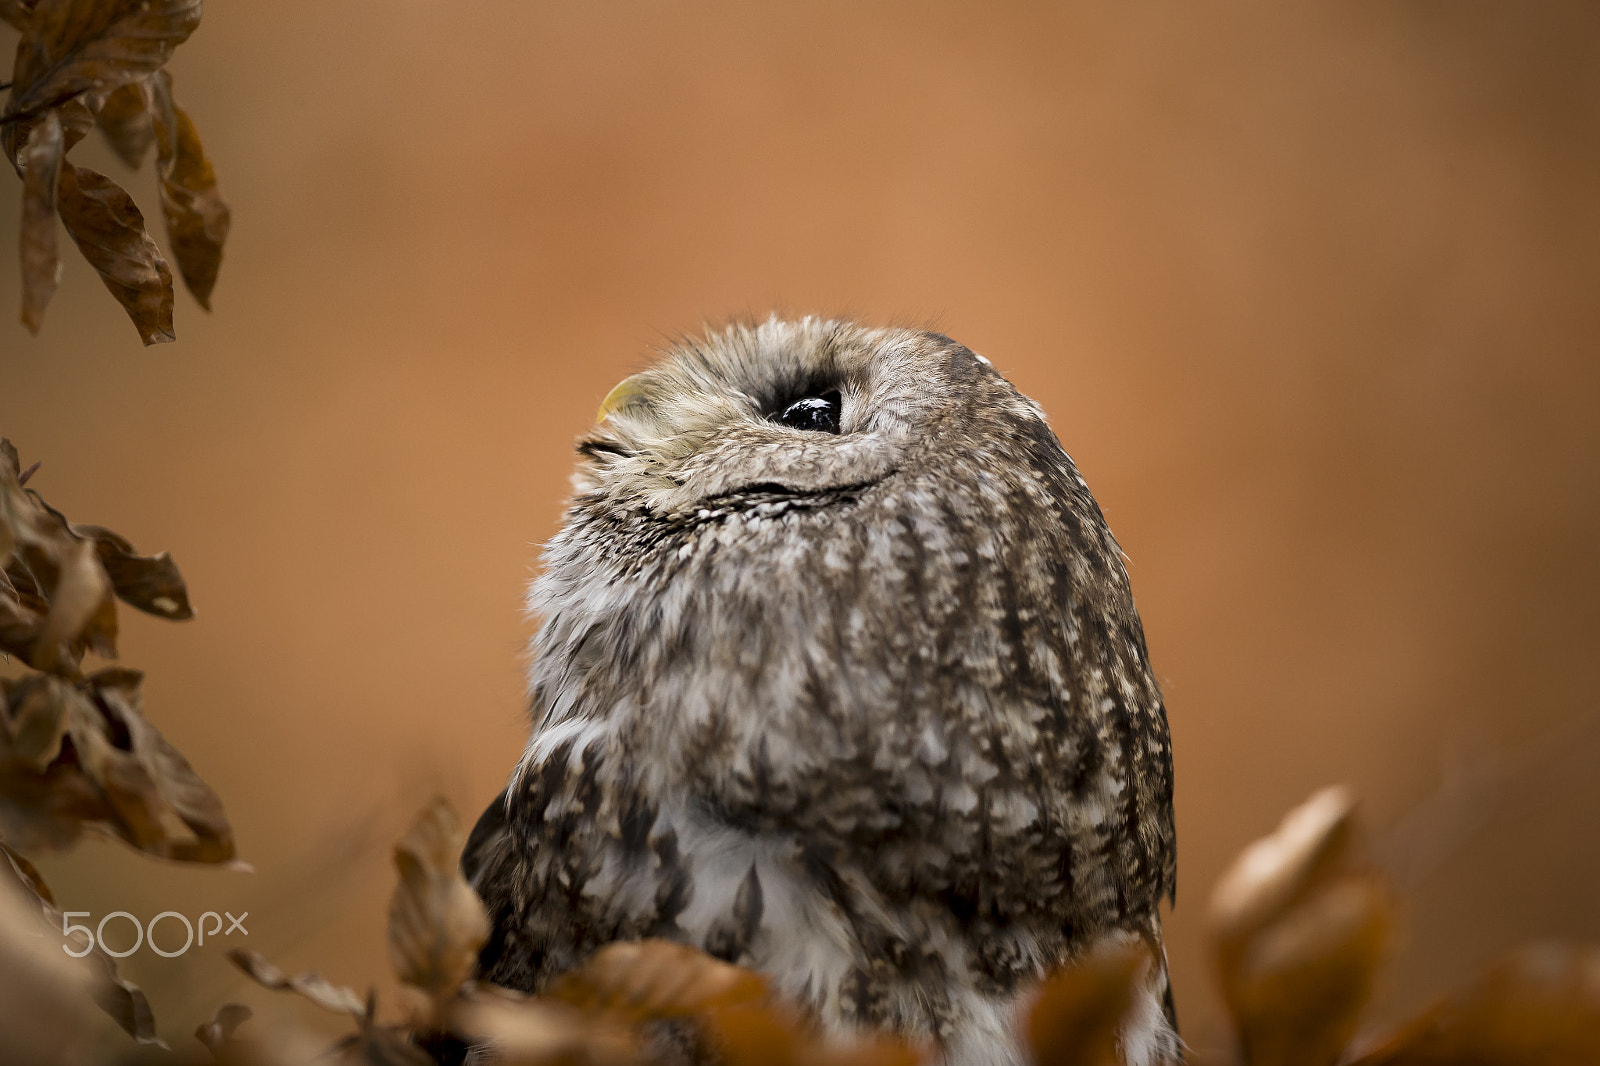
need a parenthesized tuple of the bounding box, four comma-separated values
(775, 392, 842, 433)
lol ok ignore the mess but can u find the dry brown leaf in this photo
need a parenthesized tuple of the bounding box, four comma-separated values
(63, 670, 191, 852)
(0, 839, 56, 905)
(1208, 786, 1392, 1066)
(706, 1000, 925, 1066)
(702, 1001, 802, 1066)
(73, 522, 194, 619)
(445, 984, 638, 1066)
(547, 938, 921, 1066)
(3, 671, 72, 769)
(3, 1, 217, 340)
(0, 467, 52, 664)
(1349, 943, 1600, 1066)
(0, 675, 109, 850)
(0, 441, 228, 862)
(0, 564, 38, 612)
(84, 932, 162, 1045)
(0, 441, 18, 549)
(194, 1018, 334, 1066)
(228, 947, 369, 1019)
(1, 455, 102, 671)
(1209, 786, 1358, 944)
(1, 452, 193, 668)
(56, 161, 175, 343)
(9, 93, 100, 167)
(542, 939, 922, 1066)
(78, 667, 235, 861)
(0, 577, 53, 667)
(56, 95, 96, 149)
(148, 70, 228, 308)
(1225, 877, 1389, 1066)
(0, 33, 150, 168)
(1026, 942, 1150, 1066)
(95, 77, 154, 167)
(544, 940, 877, 1066)
(27, 488, 195, 622)
(30, 534, 116, 671)
(19, 107, 63, 333)
(548, 939, 770, 1024)
(0, 670, 236, 861)
(1, 0, 35, 32)
(194, 1002, 253, 1056)
(388, 797, 491, 1004)
(0, 753, 104, 851)
(3, 0, 202, 124)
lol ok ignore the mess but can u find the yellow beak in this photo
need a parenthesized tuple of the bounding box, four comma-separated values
(596, 376, 646, 423)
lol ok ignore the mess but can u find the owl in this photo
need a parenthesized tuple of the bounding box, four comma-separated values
(464, 317, 1178, 1065)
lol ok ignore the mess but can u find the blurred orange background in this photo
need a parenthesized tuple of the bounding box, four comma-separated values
(3, 1, 1598, 1055)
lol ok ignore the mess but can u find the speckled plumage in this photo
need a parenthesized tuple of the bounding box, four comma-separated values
(465, 318, 1177, 1064)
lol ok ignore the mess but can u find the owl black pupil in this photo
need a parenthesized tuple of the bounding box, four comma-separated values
(776, 392, 841, 433)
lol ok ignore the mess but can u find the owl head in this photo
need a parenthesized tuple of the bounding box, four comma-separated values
(566, 317, 1057, 516)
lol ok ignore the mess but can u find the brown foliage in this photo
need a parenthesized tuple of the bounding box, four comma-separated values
(1, 667, 235, 861)
(1206, 788, 1600, 1066)
(4, 0, 201, 119)
(388, 797, 491, 1009)
(547, 940, 769, 1023)
(4, 0, 227, 342)
(228, 948, 366, 1020)
(18, 107, 62, 331)
(1208, 787, 1393, 1066)
(1, 436, 237, 1047)
(193, 1003, 253, 1058)
(1, 438, 232, 863)
(92, 78, 151, 167)
(444, 986, 639, 1066)
(1026, 944, 1150, 1066)
(147, 69, 228, 310)
(56, 160, 176, 342)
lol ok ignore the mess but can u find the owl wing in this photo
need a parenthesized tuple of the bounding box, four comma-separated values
(464, 737, 688, 992)
(461, 785, 509, 887)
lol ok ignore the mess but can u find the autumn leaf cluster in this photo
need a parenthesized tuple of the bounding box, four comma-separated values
(3, 0, 230, 343)
(0, 437, 240, 1052)
(1202, 787, 1600, 1066)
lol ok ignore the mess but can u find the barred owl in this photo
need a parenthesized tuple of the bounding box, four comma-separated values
(465, 318, 1177, 1065)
